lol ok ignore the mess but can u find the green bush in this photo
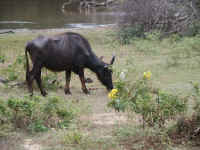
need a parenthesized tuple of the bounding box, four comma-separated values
(108, 71, 188, 127)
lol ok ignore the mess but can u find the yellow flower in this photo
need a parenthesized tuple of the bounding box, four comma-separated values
(108, 92, 113, 99)
(108, 89, 118, 99)
(112, 89, 118, 94)
(143, 71, 152, 79)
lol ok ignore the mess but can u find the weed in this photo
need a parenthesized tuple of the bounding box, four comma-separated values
(64, 130, 83, 145)
(42, 72, 60, 90)
(6, 64, 18, 81)
(145, 31, 161, 41)
(0, 100, 11, 124)
(2, 54, 25, 81)
(166, 55, 181, 68)
(0, 55, 6, 63)
(28, 120, 49, 132)
(191, 82, 200, 118)
(168, 34, 182, 44)
(62, 129, 119, 150)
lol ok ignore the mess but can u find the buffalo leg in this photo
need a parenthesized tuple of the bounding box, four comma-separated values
(35, 70, 47, 96)
(27, 70, 34, 96)
(26, 62, 42, 96)
(64, 69, 72, 95)
(78, 69, 89, 94)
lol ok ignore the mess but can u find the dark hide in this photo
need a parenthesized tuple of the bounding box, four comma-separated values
(25, 32, 115, 96)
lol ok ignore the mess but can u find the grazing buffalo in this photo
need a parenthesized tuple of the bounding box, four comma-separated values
(25, 32, 115, 96)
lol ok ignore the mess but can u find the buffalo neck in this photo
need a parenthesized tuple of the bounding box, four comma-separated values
(86, 53, 104, 73)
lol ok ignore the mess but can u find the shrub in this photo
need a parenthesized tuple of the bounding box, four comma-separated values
(108, 70, 188, 127)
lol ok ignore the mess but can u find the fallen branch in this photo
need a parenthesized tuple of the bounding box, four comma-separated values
(9, 82, 26, 88)
(80, 0, 116, 8)
(0, 77, 26, 88)
(62, 0, 72, 9)
(0, 77, 9, 84)
(0, 30, 14, 34)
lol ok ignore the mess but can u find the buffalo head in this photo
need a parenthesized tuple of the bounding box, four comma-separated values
(97, 56, 115, 91)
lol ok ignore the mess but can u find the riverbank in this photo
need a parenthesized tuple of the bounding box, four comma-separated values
(0, 24, 116, 34)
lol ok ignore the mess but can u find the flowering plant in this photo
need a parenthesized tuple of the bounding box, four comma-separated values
(107, 70, 187, 127)
(143, 71, 152, 79)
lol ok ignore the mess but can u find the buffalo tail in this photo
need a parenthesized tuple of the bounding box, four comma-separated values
(25, 43, 30, 82)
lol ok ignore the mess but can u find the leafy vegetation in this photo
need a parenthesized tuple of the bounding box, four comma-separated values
(0, 95, 76, 133)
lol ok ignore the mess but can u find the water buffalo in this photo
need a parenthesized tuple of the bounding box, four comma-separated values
(25, 32, 115, 96)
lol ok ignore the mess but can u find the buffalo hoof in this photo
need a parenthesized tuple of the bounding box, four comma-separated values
(30, 93, 33, 97)
(41, 91, 47, 96)
(64, 89, 71, 95)
(82, 88, 90, 94)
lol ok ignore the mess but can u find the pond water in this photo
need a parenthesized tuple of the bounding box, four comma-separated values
(0, 0, 119, 30)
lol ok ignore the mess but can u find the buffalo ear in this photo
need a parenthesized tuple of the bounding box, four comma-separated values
(104, 65, 108, 69)
(110, 55, 115, 65)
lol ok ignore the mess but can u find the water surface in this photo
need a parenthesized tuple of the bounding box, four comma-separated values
(0, 0, 118, 30)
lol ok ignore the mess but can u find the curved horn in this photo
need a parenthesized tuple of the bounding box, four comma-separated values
(110, 55, 115, 65)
